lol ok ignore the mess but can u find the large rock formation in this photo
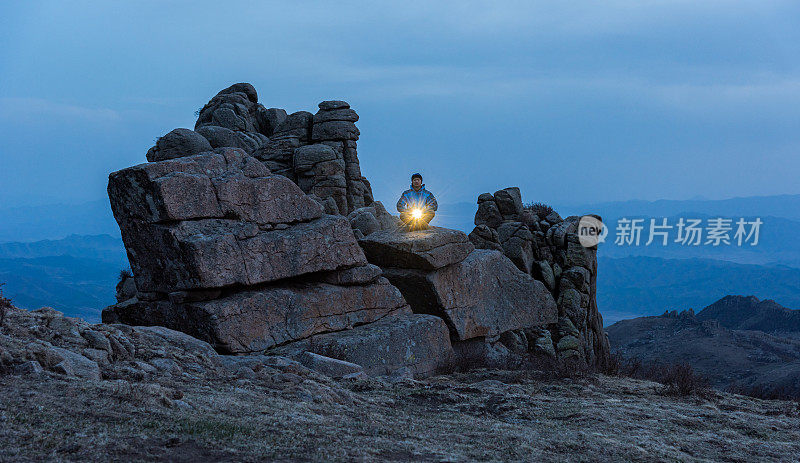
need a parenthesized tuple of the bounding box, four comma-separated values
(167, 83, 374, 216)
(103, 85, 462, 376)
(382, 249, 556, 341)
(107, 148, 365, 294)
(469, 188, 611, 369)
(103, 145, 421, 357)
(104, 83, 608, 378)
(357, 227, 558, 363)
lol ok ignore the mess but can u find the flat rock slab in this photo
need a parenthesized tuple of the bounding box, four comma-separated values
(274, 313, 455, 378)
(109, 148, 323, 225)
(382, 249, 557, 341)
(103, 277, 410, 353)
(358, 227, 474, 270)
(123, 214, 367, 293)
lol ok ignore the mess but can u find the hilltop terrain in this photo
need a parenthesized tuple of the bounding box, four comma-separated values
(2, 305, 798, 462)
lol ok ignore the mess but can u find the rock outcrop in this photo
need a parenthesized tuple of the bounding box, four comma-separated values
(104, 278, 410, 353)
(273, 313, 455, 378)
(2, 306, 223, 382)
(356, 227, 557, 364)
(103, 83, 608, 378)
(469, 188, 611, 369)
(104, 145, 417, 357)
(359, 227, 475, 270)
(170, 83, 374, 216)
(382, 249, 556, 341)
(108, 149, 366, 293)
(103, 84, 462, 376)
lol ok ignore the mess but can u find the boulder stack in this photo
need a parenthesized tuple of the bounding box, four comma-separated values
(103, 83, 609, 379)
(182, 83, 373, 215)
(102, 146, 447, 368)
(469, 188, 611, 369)
(358, 227, 558, 362)
(194, 83, 275, 155)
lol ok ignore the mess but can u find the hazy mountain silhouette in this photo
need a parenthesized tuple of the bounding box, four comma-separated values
(0, 234, 128, 321)
(598, 256, 800, 324)
(696, 295, 800, 338)
(608, 296, 800, 398)
(0, 200, 119, 242)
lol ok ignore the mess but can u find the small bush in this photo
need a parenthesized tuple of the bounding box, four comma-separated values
(524, 202, 554, 218)
(658, 362, 709, 397)
(118, 269, 133, 283)
(611, 353, 708, 397)
(601, 352, 624, 376)
(0, 283, 12, 327)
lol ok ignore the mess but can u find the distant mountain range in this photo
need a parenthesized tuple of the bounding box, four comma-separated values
(3, 193, 800, 326)
(438, 193, 800, 232)
(559, 194, 800, 222)
(597, 255, 800, 324)
(0, 234, 128, 322)
(607, 295, 800, 398)
(0, 200, 119, 242)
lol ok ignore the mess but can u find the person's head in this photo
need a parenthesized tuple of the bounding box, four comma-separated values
(411, 173, 423, 190)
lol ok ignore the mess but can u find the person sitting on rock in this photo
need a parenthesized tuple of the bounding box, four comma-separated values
(397, 173, 438, 230)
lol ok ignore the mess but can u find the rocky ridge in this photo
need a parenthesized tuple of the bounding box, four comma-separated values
(608, 296, 800, 398)
(696, 295, 800, 337)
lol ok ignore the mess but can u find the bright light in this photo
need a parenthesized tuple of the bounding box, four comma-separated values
(411, 208, 423, 219)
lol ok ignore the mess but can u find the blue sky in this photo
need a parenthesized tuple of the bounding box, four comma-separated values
(1, 1, 799, 209)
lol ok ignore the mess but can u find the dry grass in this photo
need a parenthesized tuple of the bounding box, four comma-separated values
(2, 367, 798, 462)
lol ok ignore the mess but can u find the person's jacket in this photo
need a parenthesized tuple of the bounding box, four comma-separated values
(397, 185, 438, 213)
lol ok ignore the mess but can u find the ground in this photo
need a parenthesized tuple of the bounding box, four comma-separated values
(2, 368, 799, 462)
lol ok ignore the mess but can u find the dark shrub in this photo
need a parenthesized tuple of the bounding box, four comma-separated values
(657, 362, 709, 396)
(118, 269, 133, 283)
(601, 352, 624, 376)
(524, 202, 554, 218)
(611, 352, 708, 397)
(0, 283, 11, 327)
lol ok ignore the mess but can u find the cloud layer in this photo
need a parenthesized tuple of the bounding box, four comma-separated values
(1, 1, 798, 207)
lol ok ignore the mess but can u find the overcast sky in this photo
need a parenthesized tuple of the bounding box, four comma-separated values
(1, 1, 799, 210)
